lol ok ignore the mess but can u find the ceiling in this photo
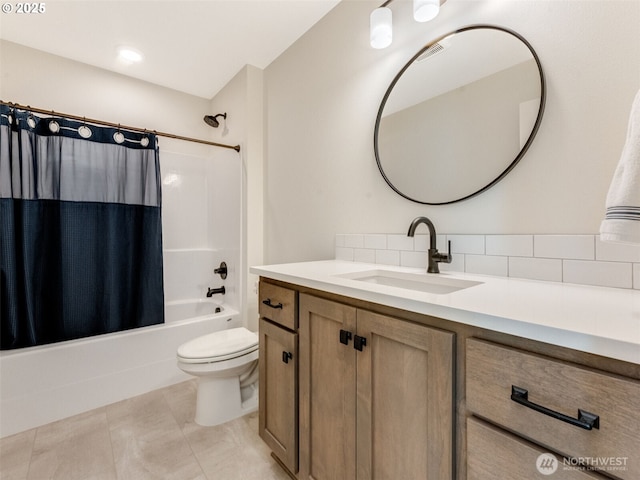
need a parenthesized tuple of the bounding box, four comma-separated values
(0, 0, 341, 99)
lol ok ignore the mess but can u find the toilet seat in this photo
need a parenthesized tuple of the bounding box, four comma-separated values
(177, 327, 258, 364)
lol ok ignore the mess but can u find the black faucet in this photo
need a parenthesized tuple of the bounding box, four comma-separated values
(206, 286, 225, 297)
(407, 216, 452, 274)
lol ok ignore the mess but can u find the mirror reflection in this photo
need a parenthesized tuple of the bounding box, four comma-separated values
(375, 25, 545, 204)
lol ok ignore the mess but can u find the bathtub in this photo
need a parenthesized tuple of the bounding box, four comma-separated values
(0, 299, 242, 438)
(165, 299, 228, 322)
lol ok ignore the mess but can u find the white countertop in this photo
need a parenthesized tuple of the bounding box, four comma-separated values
(251, 260, 640, 365)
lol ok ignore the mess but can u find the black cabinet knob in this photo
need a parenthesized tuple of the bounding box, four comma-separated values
(282, 351, 293, 364)
(354, 335, 367, 351)
(339, 329, 352, 345)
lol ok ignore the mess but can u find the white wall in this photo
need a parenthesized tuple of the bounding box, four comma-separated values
(263, 0, 640, 264)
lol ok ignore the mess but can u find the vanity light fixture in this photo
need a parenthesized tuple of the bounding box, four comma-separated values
(370, 0, 447, 49)
(370, 5, 393, 49)
(413, 0, 441, 22)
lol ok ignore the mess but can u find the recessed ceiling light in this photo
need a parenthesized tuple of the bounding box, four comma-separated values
(117, 46, 143, 64)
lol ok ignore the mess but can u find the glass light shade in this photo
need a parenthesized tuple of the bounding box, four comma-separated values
(370, 7, 392, 49)
(413, 0, 440, 22)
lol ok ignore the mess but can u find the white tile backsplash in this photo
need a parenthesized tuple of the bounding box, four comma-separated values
(563, 260, 632, 289)
(440, 254, 465, 273)
(400, 250, 427, 269)
(509, 257, 563, 282)
(343, 234, 364, 248)
(413, 234, 430, 252)
(354, 248, 376, 263)
(465, 254, 509, 276)
(364, 234, 387, 250)
(375, 249, 400, 266)
(388, 234, 414, 251)
(413, 234, 447, 252)
(335, 246, 354, 261)
(534, 235, 594, 260)
(448, 234, 485, 255)
(486, 235, 533, 257)
(335, 233, 638, 290)
(595, 238, 640, 262)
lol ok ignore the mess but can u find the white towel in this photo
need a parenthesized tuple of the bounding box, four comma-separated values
(600, 88, 640, 244)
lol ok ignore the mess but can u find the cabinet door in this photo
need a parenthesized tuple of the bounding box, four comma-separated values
(299, 294, 357, 480)
(356, 310, 455, 480)
(259, 318, 298, 474)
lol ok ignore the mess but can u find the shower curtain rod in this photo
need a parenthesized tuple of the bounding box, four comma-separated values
(0, 100, 241, 152)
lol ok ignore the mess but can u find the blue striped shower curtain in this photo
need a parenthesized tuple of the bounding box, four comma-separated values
(0, 105, 164, 349)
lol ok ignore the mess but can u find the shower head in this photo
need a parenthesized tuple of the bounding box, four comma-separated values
(203, 113, 227, 128)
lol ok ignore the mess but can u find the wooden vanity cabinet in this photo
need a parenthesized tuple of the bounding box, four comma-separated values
(298, 293, 455, 480)
(258, 282, 299, 476)
(257, 277, 640, 480)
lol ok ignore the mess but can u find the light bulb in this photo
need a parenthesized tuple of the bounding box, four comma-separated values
(117, 46, 143, 64)
(414, 0, 440, 22)
(370, 7, 392, 49)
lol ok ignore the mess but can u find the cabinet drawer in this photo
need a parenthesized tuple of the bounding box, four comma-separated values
(467, 338, 640, 480)
(259, 282, 298, 330)
(468, 417, 605, 479)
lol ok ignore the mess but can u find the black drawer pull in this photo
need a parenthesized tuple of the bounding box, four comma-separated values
(510, 386, 600, 431)
(262, 298, 283, 309)
(339, 329, 352, 345)
(354, 335, 367, 352)
(282, 351, 293, 364)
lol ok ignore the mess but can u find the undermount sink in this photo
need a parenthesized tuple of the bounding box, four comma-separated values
(336, 269, 483, 295)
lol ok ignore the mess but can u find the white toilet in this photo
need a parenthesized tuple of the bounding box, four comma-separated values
(176, 327, 259, 426)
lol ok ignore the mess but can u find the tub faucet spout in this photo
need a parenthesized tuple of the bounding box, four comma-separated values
(206, 286, 226, 297)
(407, 216, 452, 274)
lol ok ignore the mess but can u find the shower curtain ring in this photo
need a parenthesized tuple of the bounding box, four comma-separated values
(113, 123, 125, 144)
(78, 117, 92, 138)
(27, 112, 37, 129)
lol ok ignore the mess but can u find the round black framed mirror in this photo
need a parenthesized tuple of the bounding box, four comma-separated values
(374, 25, 546, 205)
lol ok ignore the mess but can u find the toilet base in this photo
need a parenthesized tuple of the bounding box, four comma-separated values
(194, 375, 258, 427)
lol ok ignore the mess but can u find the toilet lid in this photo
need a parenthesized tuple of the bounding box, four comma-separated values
(177, 327, 258, 361)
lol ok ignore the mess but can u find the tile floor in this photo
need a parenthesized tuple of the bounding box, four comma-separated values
(0, 380, 291, 480)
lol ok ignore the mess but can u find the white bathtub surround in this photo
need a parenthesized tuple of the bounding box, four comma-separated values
(163, 249, 239, 306)
(336, 233, 640, 290)
(164, 299, 227, 323)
